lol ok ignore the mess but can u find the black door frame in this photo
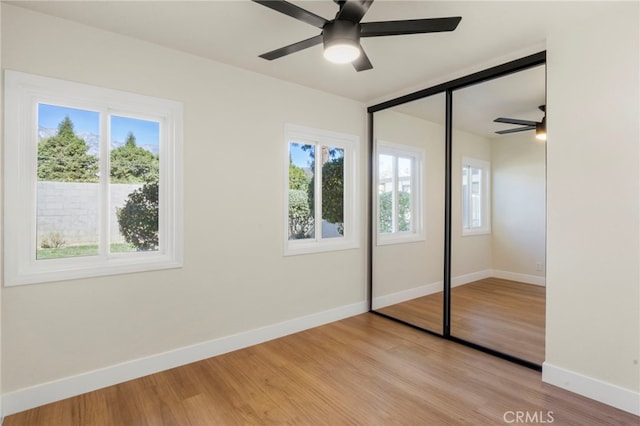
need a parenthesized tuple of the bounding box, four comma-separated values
(367, 51, 546, 371)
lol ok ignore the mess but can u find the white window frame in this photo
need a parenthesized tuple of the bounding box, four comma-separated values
(461, 156, 491, 236)
(376, 140, 425, 246)
(284, 123, 359, 256)
(4, 70, 183, 286)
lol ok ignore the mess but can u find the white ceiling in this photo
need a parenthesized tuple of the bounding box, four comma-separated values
(6, 1, 610, 133)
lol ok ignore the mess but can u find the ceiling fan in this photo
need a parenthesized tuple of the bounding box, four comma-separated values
(494, 105, 547, 140)
(252, 0, 462, 71)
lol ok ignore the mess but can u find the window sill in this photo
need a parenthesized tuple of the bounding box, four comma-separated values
(284, 239, 359, 256)
(462, 228, 491, 237)
(5, 254, 183, 287)
(377, 232, 426, 246)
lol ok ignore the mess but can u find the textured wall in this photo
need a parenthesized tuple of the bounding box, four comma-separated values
(37, 181, 142, 246)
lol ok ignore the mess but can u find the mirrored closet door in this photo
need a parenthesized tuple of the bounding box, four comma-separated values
(450, 65, 547, 365)
(369, 52, 547, 368)
(372, 93, 446, 335)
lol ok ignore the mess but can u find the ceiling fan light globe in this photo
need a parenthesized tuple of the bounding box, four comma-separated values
(324, 43, 361, 64)
(536, 116, 547, 141)
(536, 121, 547, 140)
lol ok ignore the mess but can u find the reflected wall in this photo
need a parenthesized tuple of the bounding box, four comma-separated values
(450, 65, 546, 365)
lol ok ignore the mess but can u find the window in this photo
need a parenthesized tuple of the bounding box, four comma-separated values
(4, 70, 183, 285)
(376, 141, 424, 245)
(461, 157, 490, 235)
(285, 124, 358, 255)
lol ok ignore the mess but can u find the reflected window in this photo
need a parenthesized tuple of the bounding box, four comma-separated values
(462, 157, 491, 235)
(377, 141, 424, 245)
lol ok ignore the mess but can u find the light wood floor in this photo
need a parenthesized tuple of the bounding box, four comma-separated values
(377, 278, 545, 364)
(5, 313, 637, 425)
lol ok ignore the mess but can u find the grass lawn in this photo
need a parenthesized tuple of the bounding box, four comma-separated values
(37, 243, 137, 260)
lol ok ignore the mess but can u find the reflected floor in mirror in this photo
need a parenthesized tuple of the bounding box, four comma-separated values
(376, 290, 444, 334)
(377, 278, 545, 365)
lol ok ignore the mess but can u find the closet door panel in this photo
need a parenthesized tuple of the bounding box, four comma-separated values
(372, 93, 446, 335)
(450, 65, 546, 365)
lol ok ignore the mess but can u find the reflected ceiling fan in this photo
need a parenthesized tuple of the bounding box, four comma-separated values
(494, 105, 547, 140)
(252, 0, 462, 71)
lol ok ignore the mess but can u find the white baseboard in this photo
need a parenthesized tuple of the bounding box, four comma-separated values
(372, 281, 442, 309)
(373, 269, 544, 310)
(493, 269, 546, 286)
(373, 270, 495, 309)
(2, 301, 368, 417)
(542, 362, 640, 415)
(451, 269, 493, 287)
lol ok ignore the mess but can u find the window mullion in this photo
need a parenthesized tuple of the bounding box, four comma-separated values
(468, 167, 473, 229)
(411, 157, 417, 233)
(100, 111, 110, 257)
(477, 167, 482, 228)
(464, 165, 469, 230)
(392, 156, 398, 233)
(315, 143, 323, 242)
(463, 166, 467, 229)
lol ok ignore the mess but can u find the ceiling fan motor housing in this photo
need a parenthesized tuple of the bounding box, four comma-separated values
(323, 20, 361, 50)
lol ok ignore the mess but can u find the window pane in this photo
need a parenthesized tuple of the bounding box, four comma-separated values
(378, 154, 393, 233)
(321, 146, 344, 239)
(470, 167, 482, 228)
(288, 142, 315, 240)
(110, 116, 160, 252)
(462, 166, 469, 229)
(37, 104, 100, 259)
(397, 157, 412, 232)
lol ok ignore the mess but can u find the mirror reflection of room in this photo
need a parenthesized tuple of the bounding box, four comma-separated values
(372, 93, 445, 334)
(370, 64, 546, 366)
(450, 65, 546, 365)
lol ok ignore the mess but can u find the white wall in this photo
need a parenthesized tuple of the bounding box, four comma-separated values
(545, 2, 639, 413)
(491, 132, 546, 279)
(1, 3, 367, 403)
(451, 129, 492, 278)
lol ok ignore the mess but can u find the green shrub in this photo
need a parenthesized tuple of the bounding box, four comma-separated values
(117, 182, 158, 250)
(288, 189, 314, 239)
(379, 191, 411, 233)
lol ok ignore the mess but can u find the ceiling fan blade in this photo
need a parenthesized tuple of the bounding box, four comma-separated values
(495, 126, 535, 135)
(252, 0, 328, 29)
(259, 35, 323, 60)
(494, 117, 538, 126)
(360, 17, 461, 37)
(353, 45, 373, 72)
(336, 0, 374, 23)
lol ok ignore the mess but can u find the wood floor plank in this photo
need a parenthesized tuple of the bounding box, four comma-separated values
(4, 313, 637, 425)
(377, 278, 546, 364)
